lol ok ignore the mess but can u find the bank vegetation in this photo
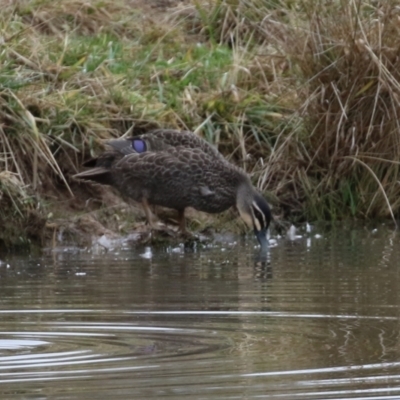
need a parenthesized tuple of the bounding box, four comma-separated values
(1, 0, 400, 247)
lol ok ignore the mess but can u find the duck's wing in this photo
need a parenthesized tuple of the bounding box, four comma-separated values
(107, 129, 224, 160)
(113, 146, 241, 198)
(144, 129, 223, 158)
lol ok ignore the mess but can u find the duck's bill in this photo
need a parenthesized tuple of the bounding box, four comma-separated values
(255, 228, 269, 253)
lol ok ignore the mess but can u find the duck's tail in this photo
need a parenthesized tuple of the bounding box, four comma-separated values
(73, 166, 113, 186)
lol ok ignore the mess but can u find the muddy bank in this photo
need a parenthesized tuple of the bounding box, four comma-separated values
(0, 178, 248, 251)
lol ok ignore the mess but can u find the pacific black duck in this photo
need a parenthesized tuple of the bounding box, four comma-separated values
(74, 129, 272, 251)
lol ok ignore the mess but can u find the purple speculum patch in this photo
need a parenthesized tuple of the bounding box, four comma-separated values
(132, 139, 147, 153)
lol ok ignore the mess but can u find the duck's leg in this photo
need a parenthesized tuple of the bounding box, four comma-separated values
(142, 198, 157, 228)
(177, 209, 189, 236)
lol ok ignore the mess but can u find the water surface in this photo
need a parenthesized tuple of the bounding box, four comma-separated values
(1, 225, 400, 399)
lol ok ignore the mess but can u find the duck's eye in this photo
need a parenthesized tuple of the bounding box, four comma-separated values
(132, 139, 147, 153)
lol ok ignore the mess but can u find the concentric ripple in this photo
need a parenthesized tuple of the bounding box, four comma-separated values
(0, 309, 230, 388)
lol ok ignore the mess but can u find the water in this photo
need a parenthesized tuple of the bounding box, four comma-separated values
(1, 224, 400, 399)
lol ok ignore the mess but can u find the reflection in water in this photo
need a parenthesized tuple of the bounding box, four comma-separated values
(254, 259, 273, 280)
(0, 225, 399, 399)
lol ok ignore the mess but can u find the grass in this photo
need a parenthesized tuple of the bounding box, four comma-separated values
(1, 0, 400, 247)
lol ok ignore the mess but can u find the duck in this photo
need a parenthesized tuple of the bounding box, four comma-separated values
(74, 129, 272, 251)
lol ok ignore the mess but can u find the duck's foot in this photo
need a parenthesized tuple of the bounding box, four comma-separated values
(177, 230, 196, 249)
(135, 221, 182, 244)
(179, 229, 212, 249)
(133, 220, 210, 246)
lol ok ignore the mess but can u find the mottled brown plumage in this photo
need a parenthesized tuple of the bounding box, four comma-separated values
(74, 129, 271, 250)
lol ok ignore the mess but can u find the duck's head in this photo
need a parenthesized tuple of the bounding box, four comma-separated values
(236, 185, 272, 253)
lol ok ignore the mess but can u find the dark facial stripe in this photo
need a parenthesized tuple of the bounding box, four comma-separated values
(252, 201, 267, 231)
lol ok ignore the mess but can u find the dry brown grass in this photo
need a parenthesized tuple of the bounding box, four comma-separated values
(259, 1, 400, 223)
